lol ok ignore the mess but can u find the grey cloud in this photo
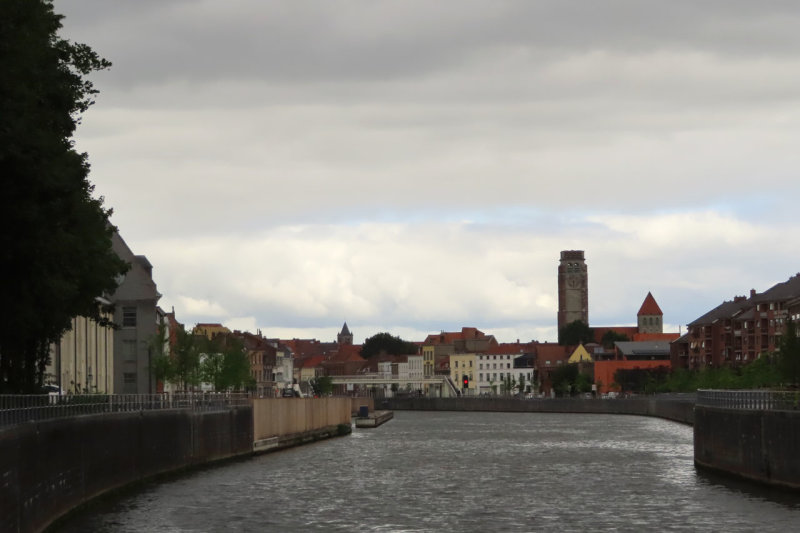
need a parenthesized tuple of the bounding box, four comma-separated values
(59, 1, 800, 88)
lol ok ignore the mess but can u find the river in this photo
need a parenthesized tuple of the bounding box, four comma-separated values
(54, 411, 800, 532)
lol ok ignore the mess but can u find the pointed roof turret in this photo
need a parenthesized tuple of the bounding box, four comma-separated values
(637, 292, 663, 316)
(341, 322, 351, 336)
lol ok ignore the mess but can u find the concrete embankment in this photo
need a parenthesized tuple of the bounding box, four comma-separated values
(0, 406, 253, 533)
(694, 405, 800, 490)
(0, 397, 355, 533)
(384, 397, 695, 425)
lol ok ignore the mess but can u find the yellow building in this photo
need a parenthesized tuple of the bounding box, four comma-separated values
(450, 353, 477, 395)
(422, 345, 435, 377)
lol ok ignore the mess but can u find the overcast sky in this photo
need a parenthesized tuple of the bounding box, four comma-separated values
(56, 0, 800, 343)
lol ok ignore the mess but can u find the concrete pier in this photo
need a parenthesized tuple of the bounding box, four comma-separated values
(355, 410, 394, 428)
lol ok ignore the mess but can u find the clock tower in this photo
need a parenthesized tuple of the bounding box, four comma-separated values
(557, 250, 588, 334)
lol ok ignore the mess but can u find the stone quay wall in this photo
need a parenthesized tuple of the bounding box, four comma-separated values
(694, 405, 800, 489)
(384, 397, 695, 425)
(0, 406, 253, 533)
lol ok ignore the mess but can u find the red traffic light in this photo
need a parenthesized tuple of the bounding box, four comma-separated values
(462, 376, 469, 386)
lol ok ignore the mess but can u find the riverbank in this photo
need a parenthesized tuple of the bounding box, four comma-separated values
(383, 396, 696, 425)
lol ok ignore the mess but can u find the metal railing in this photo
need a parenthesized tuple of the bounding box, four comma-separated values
(697, 389, 800, 411)
(0, 392, 251, 429)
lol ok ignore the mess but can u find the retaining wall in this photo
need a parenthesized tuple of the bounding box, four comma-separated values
(694, 406, 800, 489)
(252, 398, 352, 453)
(384, 397, 695, 425)
(0, 407, 253, 533)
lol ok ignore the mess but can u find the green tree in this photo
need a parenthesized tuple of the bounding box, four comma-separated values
(600, 330, 630, 349)
(518, 374, 526, 395)
(0, 0, 128, 393)
(200, 336, 252, 391)
(172, 329, 201, 391)
(559, 320, 593, 346)
(778, 318, 800, 387)
(360, 332, 418, 359)
(149, 322, 175, 386)
(550, 364, 579, 397)
(310, 375, 333, 396)
(575, 372, 593, 394)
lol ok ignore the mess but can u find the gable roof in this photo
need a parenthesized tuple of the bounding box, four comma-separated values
(568, 344, 593, 363)
(637, 292, 663, 316)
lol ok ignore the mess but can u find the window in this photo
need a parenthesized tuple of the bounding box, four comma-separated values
(479, 373, 483, 381)
(122, 306, 137, 327)
(122, 340, 137, 361)
(506, 363, 510, 369)
(500, 373, 504, 380)
(469, 361, 472, 367)
(123, 373, 137, 384)
(479, 363, 483, 370)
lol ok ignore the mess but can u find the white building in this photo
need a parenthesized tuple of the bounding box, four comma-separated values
(476, 352, 534, 395)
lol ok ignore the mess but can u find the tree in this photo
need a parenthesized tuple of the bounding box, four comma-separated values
(550, 364, 579, 397)
(559, 320, 593, 346)
(150, 322, 175, 387)
(172, 329, 201, 391)
(518, 374, 526, 395)
(310, 375, 333, 396)
(778, 318, 800, 387)
(200, 336, 253, 391)
(601, 330, 630, 349)
(360, 332, 418, 359)
(0, 0, 128, 393)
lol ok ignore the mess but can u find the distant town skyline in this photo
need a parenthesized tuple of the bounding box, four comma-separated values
(57, 1, 800, 342)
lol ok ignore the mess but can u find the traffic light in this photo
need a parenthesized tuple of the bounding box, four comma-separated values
(462, 375, 469, 388)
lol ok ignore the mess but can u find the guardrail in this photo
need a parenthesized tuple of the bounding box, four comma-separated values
(0, 392, 251, 429)
(696, 389, 800, 411)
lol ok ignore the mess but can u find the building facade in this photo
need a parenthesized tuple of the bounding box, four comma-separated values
(672, 274, 800, 370)
(47, 298, 114, 394)
(110, 233, 161, 394)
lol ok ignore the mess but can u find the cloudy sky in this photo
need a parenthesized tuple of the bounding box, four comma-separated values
(56, 1, 800, 343)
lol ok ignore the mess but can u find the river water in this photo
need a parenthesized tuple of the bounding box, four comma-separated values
(55, 411, 800, 532)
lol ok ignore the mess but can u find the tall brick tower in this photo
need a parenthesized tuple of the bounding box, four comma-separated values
(558, 250, 589, 333)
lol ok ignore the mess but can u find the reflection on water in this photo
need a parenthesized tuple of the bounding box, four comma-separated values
(55, 411, 800, 532)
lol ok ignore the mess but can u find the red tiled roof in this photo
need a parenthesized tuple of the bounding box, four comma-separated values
(296, 354, 328, 369)
(423, 327, 488, 345)
(637, 292, 663, 316)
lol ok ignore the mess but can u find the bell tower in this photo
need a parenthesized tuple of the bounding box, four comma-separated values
(557, 250, 589, 333)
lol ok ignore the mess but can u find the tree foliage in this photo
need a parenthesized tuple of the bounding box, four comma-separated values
(601, 330, 630, 349)
(360, 332, 418, 359)
(778, 318, 800, 387)
(0, 0, 128, 393)
(200, 336, 253, 392)
(558, 320, 593, 346)
(310, 375, 333, 396)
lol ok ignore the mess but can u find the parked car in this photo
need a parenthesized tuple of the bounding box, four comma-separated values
(281, 388, 300, 398)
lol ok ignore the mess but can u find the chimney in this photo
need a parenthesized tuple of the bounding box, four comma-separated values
(750, 289, 756, 298)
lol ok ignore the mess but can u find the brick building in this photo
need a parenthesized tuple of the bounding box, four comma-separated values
(672, 273, 800, 370)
